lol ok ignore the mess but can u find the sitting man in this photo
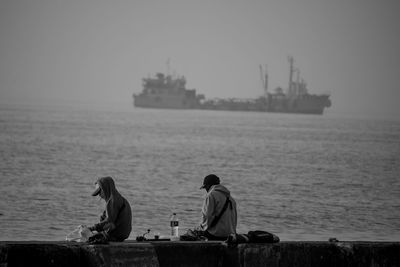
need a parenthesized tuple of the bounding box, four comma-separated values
(89, 176, 132, 243)
(199, 174, 237, 241)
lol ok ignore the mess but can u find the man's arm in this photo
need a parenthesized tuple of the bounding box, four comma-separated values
(90, 200, 119, 232)
(200, 194, 216, 230)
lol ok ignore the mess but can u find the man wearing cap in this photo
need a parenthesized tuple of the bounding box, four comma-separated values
(88, 176, 132, 242)
(199, 174, 237, 240)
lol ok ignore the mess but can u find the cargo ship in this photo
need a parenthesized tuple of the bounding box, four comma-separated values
(133, 57, 331, 114)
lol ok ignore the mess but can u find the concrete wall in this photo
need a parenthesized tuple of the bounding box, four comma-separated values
(1, 241, 399, 267)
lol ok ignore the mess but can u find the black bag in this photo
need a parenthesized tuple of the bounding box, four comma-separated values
(247, 230, 280, 243)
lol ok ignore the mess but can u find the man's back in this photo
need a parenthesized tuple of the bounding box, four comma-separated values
(201, 184, 237, 238)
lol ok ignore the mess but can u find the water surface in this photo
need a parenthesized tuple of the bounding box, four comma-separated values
(0, 105, 399, 241)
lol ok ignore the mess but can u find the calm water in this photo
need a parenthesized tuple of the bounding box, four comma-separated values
(0, 105, 399, 241)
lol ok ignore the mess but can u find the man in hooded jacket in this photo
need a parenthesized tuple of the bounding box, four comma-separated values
(199, 174, 237, 240)
(89, 176, 132, 242)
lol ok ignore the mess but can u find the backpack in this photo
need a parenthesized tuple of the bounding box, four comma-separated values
(247, 230, 280, 243)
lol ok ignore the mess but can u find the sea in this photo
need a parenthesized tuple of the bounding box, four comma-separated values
(0, 104, 399, 242)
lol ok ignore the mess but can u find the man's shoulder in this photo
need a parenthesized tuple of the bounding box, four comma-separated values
(208, 189, 229, 199)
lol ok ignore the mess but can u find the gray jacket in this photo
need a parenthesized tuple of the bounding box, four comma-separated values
(200, 184, 237, 237)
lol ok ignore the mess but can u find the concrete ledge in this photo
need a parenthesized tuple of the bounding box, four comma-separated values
(1, 241, 399, 267)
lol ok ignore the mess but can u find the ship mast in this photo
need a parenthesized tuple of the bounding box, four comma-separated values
(259, 64, 268, 97)
(288, 56, 294, 96)
(166, 58, 171, 76)
(295, 68, 300, 96)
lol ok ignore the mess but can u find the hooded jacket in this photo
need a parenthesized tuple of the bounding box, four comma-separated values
(92, 177, 132, 241)
(200, 184, 237, 237)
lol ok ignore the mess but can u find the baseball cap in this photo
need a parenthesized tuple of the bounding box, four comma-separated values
(200, 174, 220, 189)
(91, 183, 101, 196)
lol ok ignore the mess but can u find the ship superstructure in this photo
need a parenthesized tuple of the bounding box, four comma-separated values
(133, 73, 204, 109)
(262, 56, 331, 114)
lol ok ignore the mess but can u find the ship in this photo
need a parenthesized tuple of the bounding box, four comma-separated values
(133, 72, 204, 109)
(133, 57, 331, 114)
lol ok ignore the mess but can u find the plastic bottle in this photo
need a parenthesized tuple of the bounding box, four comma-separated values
(170, 213, 179, 237)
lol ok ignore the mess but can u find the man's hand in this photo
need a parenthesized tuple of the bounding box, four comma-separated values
(194, 225, 203, 231)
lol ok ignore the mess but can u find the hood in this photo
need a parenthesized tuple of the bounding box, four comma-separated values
(97, 176, 119, 201)
(209, 184, 231, 197)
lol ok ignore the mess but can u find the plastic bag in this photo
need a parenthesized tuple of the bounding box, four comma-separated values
(66, 225, 93, 242)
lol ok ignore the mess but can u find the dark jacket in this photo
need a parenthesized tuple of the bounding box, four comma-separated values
(92, 177, 132, 241)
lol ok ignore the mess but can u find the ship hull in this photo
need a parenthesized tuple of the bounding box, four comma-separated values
(133, 94, 331, 115)
(133, 94, 200, 109)
(265, 94, 331, 115)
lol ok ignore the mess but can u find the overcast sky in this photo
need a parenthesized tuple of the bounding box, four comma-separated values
(1, 0, 399, 118)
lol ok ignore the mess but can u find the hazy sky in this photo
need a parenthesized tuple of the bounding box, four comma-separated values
(1, 0, 399, 117)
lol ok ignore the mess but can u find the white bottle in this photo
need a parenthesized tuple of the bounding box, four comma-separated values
(170, 213, 179, 237)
